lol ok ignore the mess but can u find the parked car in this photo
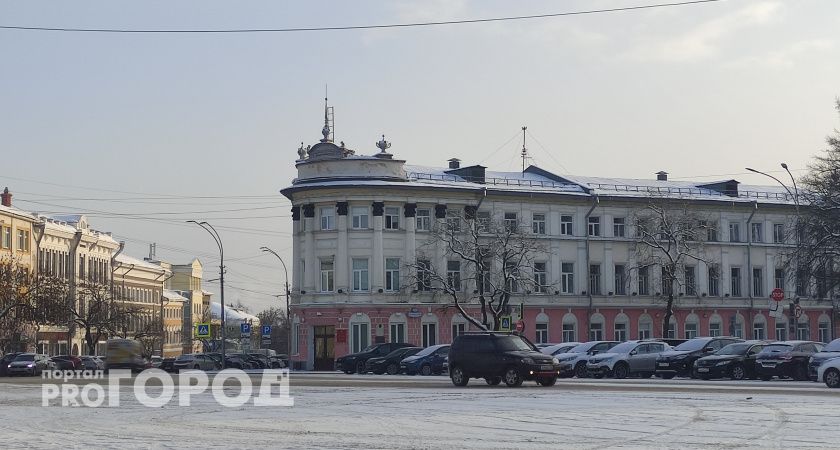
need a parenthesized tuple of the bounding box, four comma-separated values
(105, 339, 146, 372)
(268, 355, 287, 369)
(401, 345, 450, 375)
(245, 354, 268, 369)
(540, 342, 582, 357)
(150, 356, 163, 368)
(587, 340, 670, 379)
(80, 355, 105, 371)
(249, 353, 274, 369)
(7, 353, 52, 376)
(203, 353, 224, 369)
(817, 357, 840, 388)
(0, 352, 23, 376)
(173, 354, 218, 372)
(693, 340, 769, 380)
(336, 343, 415, 374)
(365, 347, 421, 375)
(655, 337, 743, 379)
(809, 338, 840, 381)
(535, 343, 560, 349)
(756, 341, 824, 381)
(51, 355, 82, 370)
(448, 332, 561, 387)
(160, 357, 176, 372)
(228, 353, 257, 369)
(555, 341, 620, 378)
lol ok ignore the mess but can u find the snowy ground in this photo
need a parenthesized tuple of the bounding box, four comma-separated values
(0, 373, 838, 449)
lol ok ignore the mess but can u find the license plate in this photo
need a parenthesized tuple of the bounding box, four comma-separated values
(658, 363, 668, 367)
(540, 365, 552, 370)
(697, 368, 709, 372)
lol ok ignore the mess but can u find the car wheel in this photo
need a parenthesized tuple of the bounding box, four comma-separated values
(794, 364, 809, 381)
(503, 367, 523, 387)
(193, 364, 200, 370)
(420, 364, 433, 376)
(613, 363, 629, 380)
(824, 368, 840, 388)
(450, 366, 468, 387)
(730, 364, 746, 381)
(356, 361, 366, 374)
(485, 376, 502, 386)
(660, 373, 676, 380)
(386, 363, 399, 375)
(575, 362, 588, 378)
(537, 376, 557, 387)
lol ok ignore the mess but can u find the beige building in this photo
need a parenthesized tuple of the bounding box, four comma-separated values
(151, 258, 211, 354)
(162, 290, 186, 357)
(0, 188, 36, 268)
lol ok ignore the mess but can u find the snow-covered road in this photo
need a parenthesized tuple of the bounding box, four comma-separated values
(0, 374, 838, 449)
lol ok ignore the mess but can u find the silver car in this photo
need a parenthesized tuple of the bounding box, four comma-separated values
(7, 353, 53, 376)
(555, 341, 620, 378)
(586, 340, 671, 379)
(173, 354, 219, 372)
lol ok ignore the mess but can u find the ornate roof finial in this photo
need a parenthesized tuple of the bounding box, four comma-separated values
(374, 134, 393, 159)
(321, 93, 331, 143)
(297, 142, 309, 160)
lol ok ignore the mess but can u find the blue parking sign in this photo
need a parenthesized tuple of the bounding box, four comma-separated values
(261, 325, 272, 338)
(241, 323, 251, 337)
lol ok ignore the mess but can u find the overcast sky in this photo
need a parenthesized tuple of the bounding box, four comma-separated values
(2, 0, 839, 312)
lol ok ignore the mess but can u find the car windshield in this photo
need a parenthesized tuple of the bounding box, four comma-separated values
(415, 346, 443, 357)
(761, 344, 793, 353)
(823, 339, 840, 352)
(495, 336, 534, 352)
(569, 343, 595, 353)
(715, 343, 750, 355)
(608, 342, 638, 354)
(383, 348, 409, 359)
(176, 355, 194, 361)
(360, 345, 378, 353)
(673, 339, 712, 352)
(14, 354, 34, 361)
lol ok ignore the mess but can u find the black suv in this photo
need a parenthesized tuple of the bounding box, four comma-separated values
(655, 337, 743, 379)
(448, 332, 561, 387)
(336, 342, 415, 374)
(756, 341, 824, 381)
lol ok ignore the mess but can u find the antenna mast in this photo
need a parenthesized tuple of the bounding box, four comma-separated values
(520, 126, 528, 173)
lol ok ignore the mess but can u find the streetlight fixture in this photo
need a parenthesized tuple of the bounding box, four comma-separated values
(745, 166, 800, 214)
(260, 246, 291, 357)
(187, 220, 226, 363)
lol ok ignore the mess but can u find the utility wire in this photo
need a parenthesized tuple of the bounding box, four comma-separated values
(0, 1, 723, 33)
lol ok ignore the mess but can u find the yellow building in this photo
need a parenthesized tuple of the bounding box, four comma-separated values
(0, 188, 36, 268)
(150, 258, 211, 354)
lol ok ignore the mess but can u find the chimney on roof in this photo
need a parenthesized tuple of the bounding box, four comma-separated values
(656, 171, 668, 181)
(448, 158, 461, 169)
(1, 187, 11, 207)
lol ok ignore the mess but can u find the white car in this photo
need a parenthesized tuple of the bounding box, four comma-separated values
(817, 357, 840, 388)
(541, 342, 582, 357)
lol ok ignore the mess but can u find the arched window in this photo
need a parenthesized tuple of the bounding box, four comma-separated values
(752, 314, 767, 340)
(562, 313, 577, 342)
(709, 314, 723, 337)
(684, 313, 699, 339)
(388, 313, 407, 344)
(796, 313, 810, 340)
(589, 313, 605, 341)
(421, 313, 439, 347)
(638, 314, 653, 339)
(818, 314, 831, 342)
(450, 314, 469, 343)
(730, 313, 744, 339)
(667, 316, 678, 339)
(613, 313, 629, 341)
(535, 312, 550, 344)
(774, 315, 788, 341)
(348, 313, 371, 353)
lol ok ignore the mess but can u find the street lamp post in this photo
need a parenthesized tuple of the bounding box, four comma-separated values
(745, 165, 800, 214)
(187, 221, 226, 363)
(260, 246, 291, 358)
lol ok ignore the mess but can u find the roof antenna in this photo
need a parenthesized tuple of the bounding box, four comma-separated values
(520, 126, 528, 173)
(321, 85, 332, 143)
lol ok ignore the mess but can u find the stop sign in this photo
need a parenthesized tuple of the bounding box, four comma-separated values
(771, 288, 784, 302)
(515, 320, 525, 333)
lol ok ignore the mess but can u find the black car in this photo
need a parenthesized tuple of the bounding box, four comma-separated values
(336, 343, 415, 374)
(0, 353, 23, 376)
(756, 341, 824, 381)
(447, 332, 561, 387)
(809, 338, 840, 381)
(365, 347, 421, 375)
(655, 337, 743, 379)
(693, 340, 769, 380)
(160, 357, 176, 372)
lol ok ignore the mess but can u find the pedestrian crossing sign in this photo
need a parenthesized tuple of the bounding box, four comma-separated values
(195, 323, 211, 338)
(500, 316, 512, 331)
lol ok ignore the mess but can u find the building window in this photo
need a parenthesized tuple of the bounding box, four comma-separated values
(752, 268, 763, 297)
(589, 264, 601, 295)
(588, 216, 600, 237)
(390, 323, 405, 343)
(667, 320, 676, 339)
(819, 321, 830, 343)
(352, 259, 369, 292)
(385, 258, 400, 292)
(729, 223, 741, 243)
(797, 322, 810, 340)
(385, 207, 400, 230)
(708, 267, 720, 296)
(476, 211, 491, 233)
(447, 260, 461, 291)
(319, 260, 334, 292)
(478, 259, 492, 293)
(562, 322, 576, 342)
(1, 226, 10, 249)
(773, 224, 785, 243)
(451, 322, 466, 342)
(16, 229, 30, 252)
(416, 209, 431, 231)
(710, 322, 722, 337)
(614, 322, 627, 341)
(351, 206, 369, 229)
(504, 212, 518, 232)
(750, 223, 763, 243)
(639, 318, 652, 339)
(319, 207, 335, 230)
(700, 220, 718, 242)
(589, 322, 603, 341)
(614, 264, 626, 295)
(638, 266, 650, 295)
(505, 262, 520, 293)
(417, 260, 432, 291)
(774, 268, 785, 290)
(533, 262, 547, 293)
(775, 322, 787, 341)
(753, 322, 765, 340)
(422, 322, 437, 347)
(561, 263, 574, 294)
(560, 215, 573, 236)
(532, 213, 546, 235)
(351, 322, 370, 353)
(446, 212, 462, 232)
(613, 217, 625, 238)
(535, 323, 549, 344)
(684, 266, 696, 296)
(684, 322, 698, 339)
(731, 267, 742, 297)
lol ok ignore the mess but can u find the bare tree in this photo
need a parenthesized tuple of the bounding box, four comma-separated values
(407, 212, 549, 331)
(257, 306, 290, 355)
(0, 258, 69, 352)
(632, 202, 714, 338)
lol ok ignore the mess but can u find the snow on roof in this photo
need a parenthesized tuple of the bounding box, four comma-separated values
(162, 289, 187, 302)
(115, 254, 167, 273)
(209, 302, 259, 323)
(0, 203, 37, 221)
(49, 214, 84, 224)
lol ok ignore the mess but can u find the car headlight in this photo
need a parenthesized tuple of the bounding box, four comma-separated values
(26, 364, 34, 368)
(552, 357, 560, 364)
(521, 357, 534, 364)
(673, 354, 688, 360)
